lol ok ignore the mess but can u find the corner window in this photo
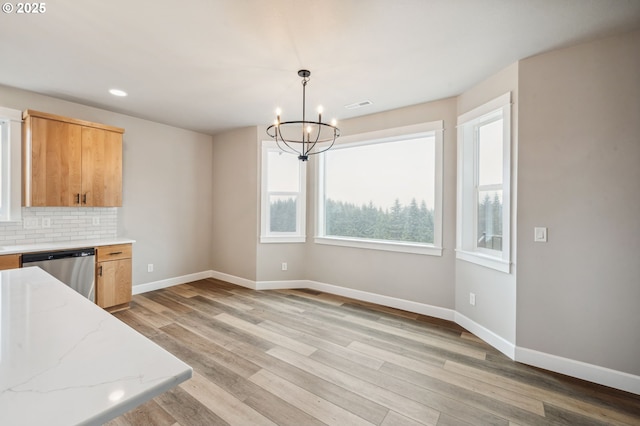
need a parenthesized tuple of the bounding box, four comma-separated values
(316, 121, 443, 256)
(0, 106, 22, 222)
(260, 141, 306, 243)
(456, 93, 511, 272)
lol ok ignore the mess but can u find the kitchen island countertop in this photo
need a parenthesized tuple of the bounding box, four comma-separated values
(0, 267, 192, 425)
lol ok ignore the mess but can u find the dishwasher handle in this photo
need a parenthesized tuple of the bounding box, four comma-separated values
(22, 248, 96, 264)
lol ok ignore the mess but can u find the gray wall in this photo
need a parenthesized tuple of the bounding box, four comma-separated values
(455, 63, 519, 344)
(517, 29, 640, 375)
(211, 126, 259, 281)
(0, 84, 214, 287)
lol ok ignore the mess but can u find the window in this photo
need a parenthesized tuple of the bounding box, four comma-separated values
(260, 141, 306, 242)
(317, 121, 443, 255)
(456, 93, 511, 272)
(0, 106, 22, 222)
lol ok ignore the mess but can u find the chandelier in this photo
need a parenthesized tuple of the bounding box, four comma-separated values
(266, 70, 340, 161)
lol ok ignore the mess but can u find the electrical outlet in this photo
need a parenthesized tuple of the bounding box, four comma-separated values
(281, 262, 288, 271)
(469, 292, 476, 306)
(42, 218, 51, 228)
(147, 264, 154, 272)
(92, 217, 100, 226)
(23, 217, 39, 229)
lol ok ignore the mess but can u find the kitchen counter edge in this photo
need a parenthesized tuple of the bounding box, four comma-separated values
(0, 238, 136, 255)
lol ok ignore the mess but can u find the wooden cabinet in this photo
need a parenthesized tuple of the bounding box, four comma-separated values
(23, 110, 123, 207)
(96, 244, 132, 312)
(0, 254, 21, 270)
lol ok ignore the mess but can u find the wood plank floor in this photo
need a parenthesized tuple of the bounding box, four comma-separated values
(106, 279, 640, 426)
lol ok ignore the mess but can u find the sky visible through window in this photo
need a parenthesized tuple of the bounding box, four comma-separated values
(267, 150, 299, 192)
(325, 136, 435, 211)
(478, 118, 503, 188)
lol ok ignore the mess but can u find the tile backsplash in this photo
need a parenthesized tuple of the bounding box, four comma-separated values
(0, 207, 118, 246)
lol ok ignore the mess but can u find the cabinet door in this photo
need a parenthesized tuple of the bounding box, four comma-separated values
(96, 258, 132, 309)
(81, 127, 123, 207)
(28, 117, 82, 206)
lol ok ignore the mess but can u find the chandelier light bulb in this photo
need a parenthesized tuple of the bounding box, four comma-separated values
(331, 118, 337, 127)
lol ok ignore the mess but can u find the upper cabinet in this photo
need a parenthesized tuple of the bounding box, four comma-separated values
(23, 110, 124, 207)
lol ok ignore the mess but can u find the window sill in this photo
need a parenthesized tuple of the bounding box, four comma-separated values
(315, 236, 442, 256)
(260, 236, 306, 244)
(455, 249, 511, 273)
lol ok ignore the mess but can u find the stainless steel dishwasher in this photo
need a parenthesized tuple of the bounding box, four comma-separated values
(22, 248, 96, 302)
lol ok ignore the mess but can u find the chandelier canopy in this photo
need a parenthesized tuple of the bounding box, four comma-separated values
(266, 70, 340, 161)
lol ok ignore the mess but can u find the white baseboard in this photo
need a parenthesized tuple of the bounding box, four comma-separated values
(515, 347, 640, 395)
(306, 280, 455, 321)
(455, 312, 516, 359)
(256, 280, 308, 290)
(133, 270, 214, 294)
(133, 269, 640, 395)
(209, 270, 256, 289)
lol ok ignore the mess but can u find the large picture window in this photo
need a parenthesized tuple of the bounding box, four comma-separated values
(317, 122, 443, 255)
(456, 93, 511, 272)
(260, 141, 306, 242)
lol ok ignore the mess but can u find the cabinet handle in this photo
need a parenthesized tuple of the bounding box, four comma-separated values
(98, 265, 103, 276)
(109, 251, 123, 255)
(75, 193, 80, 204)
(82, 193, 87, 204)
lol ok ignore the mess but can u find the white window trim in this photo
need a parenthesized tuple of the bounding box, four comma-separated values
(316, 121, 444, 256)
(260, 140, 306, 243)
(0, 106, 23, 223)
(456, 93, 511, 273)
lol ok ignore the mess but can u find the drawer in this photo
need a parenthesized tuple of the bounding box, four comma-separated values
(0, 254, 21, 270)
(97, 244, 132, 262)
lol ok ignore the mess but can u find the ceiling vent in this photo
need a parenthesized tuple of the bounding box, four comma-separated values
(344, 100, 373, 110)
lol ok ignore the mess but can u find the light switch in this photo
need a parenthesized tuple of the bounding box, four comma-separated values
(534, 227, 547, 242)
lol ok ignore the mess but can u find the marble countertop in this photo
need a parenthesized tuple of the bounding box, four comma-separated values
(0, 238, 136, 255)
(0, 267, 192, 425)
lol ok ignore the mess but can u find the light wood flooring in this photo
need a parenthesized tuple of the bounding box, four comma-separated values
(106, 278, 640, 425)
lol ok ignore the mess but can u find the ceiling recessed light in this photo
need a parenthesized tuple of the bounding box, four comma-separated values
(109, 89, 128, 97)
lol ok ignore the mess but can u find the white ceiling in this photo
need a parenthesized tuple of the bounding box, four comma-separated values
(1, 0, 639, 135)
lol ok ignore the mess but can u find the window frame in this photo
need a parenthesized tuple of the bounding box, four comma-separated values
(315, 121, 444, 256)
(0, 106, 22, 223)
(456, 93, 512, 272)
(260, 140, 306, 243)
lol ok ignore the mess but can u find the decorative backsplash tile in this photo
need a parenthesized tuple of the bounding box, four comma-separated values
(0, 207, 117, 246)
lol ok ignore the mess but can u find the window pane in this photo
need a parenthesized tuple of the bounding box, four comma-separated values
(477, 189, 502, 251)
(324, 135, 435, 244)
(270, 195, 297, 232)
(478, 118, 503, 186)
(267, 151, 299, 192)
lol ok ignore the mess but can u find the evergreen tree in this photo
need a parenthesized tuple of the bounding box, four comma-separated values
(323, 198, 436, 244)
(388, 198, 404, 240)
(403, 198, 421, 242)
(270, 198, 296, 232)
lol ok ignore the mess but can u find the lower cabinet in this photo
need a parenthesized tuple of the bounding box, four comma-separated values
(0, 254, 21, 270)
(96, 244, 132, 312)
